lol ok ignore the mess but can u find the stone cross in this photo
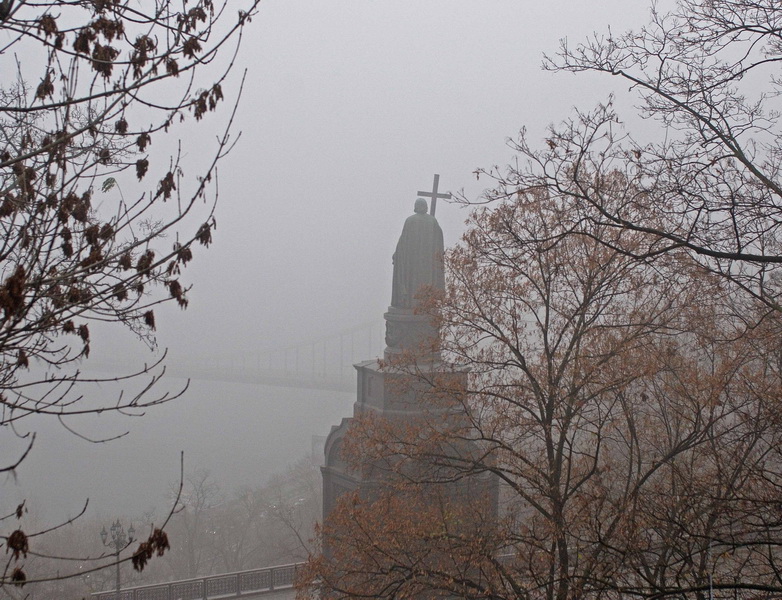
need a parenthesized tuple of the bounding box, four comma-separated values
(417, 174, 451, 216)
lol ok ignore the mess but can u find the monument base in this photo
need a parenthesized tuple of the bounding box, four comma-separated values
(383, 306, 440, 361)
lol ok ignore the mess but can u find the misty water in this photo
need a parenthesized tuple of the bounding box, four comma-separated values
(3, 377, 353, 523)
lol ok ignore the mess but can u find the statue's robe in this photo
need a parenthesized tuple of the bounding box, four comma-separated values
(391, 211, 444, 309)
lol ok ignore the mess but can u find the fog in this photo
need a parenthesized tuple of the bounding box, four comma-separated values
(4, 0, 654, 524)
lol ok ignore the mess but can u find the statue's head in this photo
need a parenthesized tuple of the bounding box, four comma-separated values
(414, 198, 428, 214)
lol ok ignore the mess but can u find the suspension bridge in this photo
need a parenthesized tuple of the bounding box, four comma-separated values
(92, 320, 387, 393)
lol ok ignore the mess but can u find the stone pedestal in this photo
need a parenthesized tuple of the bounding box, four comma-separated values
(383, 306, 439, 360)
(321, 347, 475, 518)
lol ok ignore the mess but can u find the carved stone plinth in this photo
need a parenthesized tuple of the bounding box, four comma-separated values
(383, 306, 440, 360)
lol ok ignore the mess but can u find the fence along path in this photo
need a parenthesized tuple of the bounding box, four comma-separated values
(91, 562, 303, 600)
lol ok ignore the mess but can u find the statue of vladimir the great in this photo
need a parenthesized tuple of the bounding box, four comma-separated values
(391, 198, 445, 309)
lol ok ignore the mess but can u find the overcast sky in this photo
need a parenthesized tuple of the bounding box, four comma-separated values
(8, 0, 661, 521)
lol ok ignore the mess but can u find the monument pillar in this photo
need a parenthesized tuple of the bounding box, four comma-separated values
(321, 191, 496, 538)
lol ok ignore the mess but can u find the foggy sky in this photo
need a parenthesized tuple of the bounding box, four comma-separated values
(158, 0, 654, 359)
(7, 0, 657, 522)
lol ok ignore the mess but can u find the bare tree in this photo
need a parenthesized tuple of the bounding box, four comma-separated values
(472, 0, 782, 310)
(301, 189, 782, 600)
(0, 0, 260, 589)
(301, 2, 782, 597)
(263, 456, 322, 563)
(165, 469, 222, 580)
(10, 455, 322, 598)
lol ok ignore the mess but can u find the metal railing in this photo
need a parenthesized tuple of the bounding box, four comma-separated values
(91, 562, 304, 600)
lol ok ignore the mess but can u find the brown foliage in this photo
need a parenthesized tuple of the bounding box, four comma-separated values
(6, 530, 28, 561)
(10, 567, 25, 587)
(304, 186, 782, 600)
(306, 487, 498, 600)
(131, 529, 170, 572)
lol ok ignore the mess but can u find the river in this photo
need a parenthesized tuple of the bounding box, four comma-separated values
(2, 377, 354, 522)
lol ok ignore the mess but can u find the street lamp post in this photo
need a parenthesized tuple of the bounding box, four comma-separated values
(100, 520, 135, 600)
